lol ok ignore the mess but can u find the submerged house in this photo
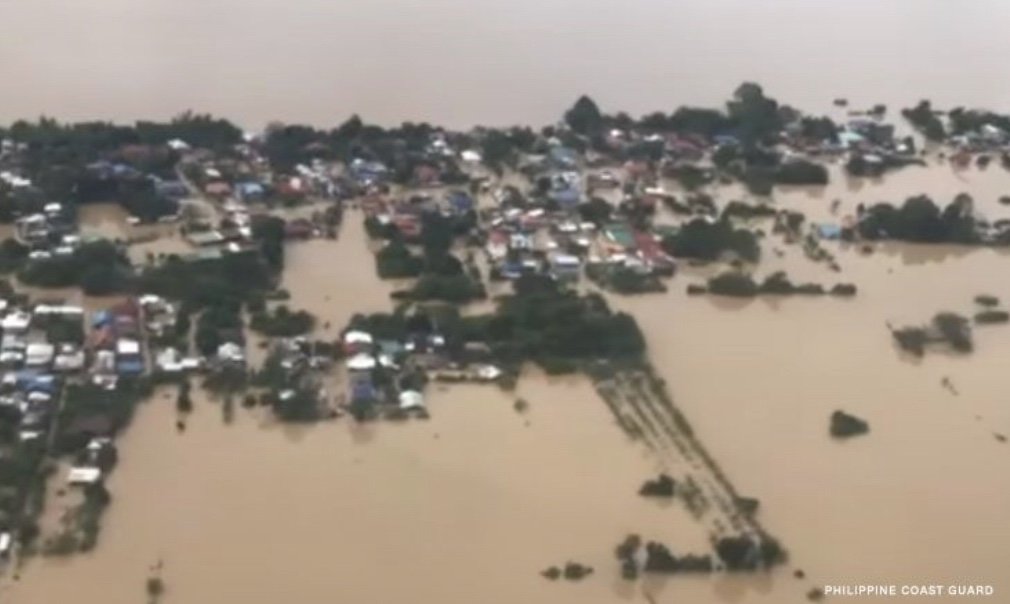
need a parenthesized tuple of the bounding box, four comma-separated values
(235, 181, 267, 203)
(446, 190, 474, 214)
(115, 338, 144, 376)
(549, 172, 582, 210)
(154, 179, 190, 199)
(548, 146, 579, 169)
(349, 159, 389, 186)
(633, 230, 675, 274)
(604, 222, 637, 251)
(549, 253, 582, 281)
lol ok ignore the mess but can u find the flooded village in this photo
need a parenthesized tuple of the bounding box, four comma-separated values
(0, 84, 1008, 604)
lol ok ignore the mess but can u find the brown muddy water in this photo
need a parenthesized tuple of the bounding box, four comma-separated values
(3, 0, 1010, 129)
(4, 182, 1010, 602)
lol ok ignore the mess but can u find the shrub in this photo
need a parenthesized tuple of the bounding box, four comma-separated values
(975, 310, 1009, 324)
(759, 271, 794, 294)
(974, 294, 1000, 307)
(830, 283, 857, 297)
(830, 410, 869, 438)
(539, 357, 579, 375)
(707, 271, 758, 297)
(639, 474, 675, 497)
(775, 160, 829, 185)
(933, 312, 972, 352)
(376, 240, 423, 279)
(892, 326, 927, 356)
(250, 305, 316, 337)
(399, 274, 486, 304)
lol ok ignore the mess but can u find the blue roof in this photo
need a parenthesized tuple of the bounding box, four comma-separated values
(116, 360, 145, 375)
(817, 224, 842, 239)
(447, 191, 474, 211)
(549, 146, 578, 167)
(351, 382, 376, 403)
(92, 310, 112, 328)
(237, 182, 265, 193)
(19, 373, 58, 393)
(550, 188, 580, 207)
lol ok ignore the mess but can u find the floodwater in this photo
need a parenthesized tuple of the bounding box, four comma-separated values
(3, 0, 1010, 129)
(5, 217, 724, 604)
(4, 168, 1010, 602)
(4, 0, 1010, 595)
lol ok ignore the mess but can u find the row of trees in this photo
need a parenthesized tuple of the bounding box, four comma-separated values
(858, 194, 977, 244)
(564, 83, 787, 146)
(696, 271, 857, 298)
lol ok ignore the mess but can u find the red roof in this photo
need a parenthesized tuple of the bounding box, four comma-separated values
(633, 231, 667, 261)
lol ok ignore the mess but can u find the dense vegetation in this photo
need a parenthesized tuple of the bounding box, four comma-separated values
(348, 274, 645, 373)
(858, 195, 977, 244)
(19, 240, 133, 295)
(249, 305, 316, 337)
(2, 114, 240, 221)
(661, 219, 760, 263)
(57, 379, 151, 453)
(892, 312, 973, 356)
(376, 239, 424, 278)
(902, 100, 946, 142)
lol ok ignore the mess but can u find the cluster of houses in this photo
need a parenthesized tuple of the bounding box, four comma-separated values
(480, 182, 675, 283)
(340, 326, 504, 417)
(187, 147, 351, 206)
(143, 294, 203, 375)
(364, 188, 476, 239)
(89, 299, 147, 388)
(13, 203, 78, 252)
(0, 303, 85, 374)
(261, 337, 335, 412)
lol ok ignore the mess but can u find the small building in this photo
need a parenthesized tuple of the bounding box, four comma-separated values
(550, 253, 582, 281)
(486, 230, 509, 261)
(156, 180, 190, 199)
(185, 230, 226, 247)
(446, 190, 474, 214)
(235, 181, 266, 203)
(25, 342, 55, 368)
(633, 231, 675, 273)
(67, 467, 102, 485)
(53, 346, 86, 372)
(343, 331, 373, 354)
(217, 342, 246, 365)
(116, 339, 141, 357)
(398, 390, 424, 410)
(204, 181, 232, 198)
(1, 311, 31, 334)
(346, 353, 377, 372)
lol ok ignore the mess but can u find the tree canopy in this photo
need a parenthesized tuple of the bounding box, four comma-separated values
(858, 194, 977, 243)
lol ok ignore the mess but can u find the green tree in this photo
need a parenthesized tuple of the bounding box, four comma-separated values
(564, 95, 603, 135)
